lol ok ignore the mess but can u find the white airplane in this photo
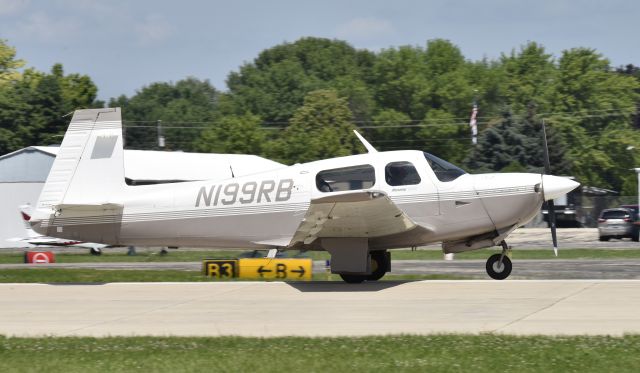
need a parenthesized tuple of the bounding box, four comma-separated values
(29, 108, 579, 282)
(10, 204, 108, 255)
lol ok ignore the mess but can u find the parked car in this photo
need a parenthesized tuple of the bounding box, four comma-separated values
(598, 208, 639, 242)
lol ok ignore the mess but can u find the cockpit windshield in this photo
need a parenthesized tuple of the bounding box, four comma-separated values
(423, 152, 467, 182)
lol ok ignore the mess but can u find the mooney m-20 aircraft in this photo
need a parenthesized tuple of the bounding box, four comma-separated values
(30, 108, 579, 282)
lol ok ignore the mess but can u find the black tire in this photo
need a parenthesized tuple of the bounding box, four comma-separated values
(90, 247, 102, 256)
(599, 236, 610, 242)
(486, 254, 512, 280)
(367, 251, 389, 281)
(632, 231, 639, 242)
(340, 274, 367, 283)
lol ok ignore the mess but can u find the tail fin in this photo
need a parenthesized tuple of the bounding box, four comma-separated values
(36, 108, 125, 210)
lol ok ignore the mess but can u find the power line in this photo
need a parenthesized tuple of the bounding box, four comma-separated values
(121, 107, 637, 126)
(121, 109, 638, 132)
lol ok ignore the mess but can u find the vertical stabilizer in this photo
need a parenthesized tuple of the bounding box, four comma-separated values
(36, 108, 125, 209)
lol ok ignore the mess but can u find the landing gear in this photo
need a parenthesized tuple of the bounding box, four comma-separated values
(485, 241, 512, 280)
(339, 274, 367, 283)
(89, 247, 102, 256)
(367, 251, 390, 281)
(339, 251, 390, 283)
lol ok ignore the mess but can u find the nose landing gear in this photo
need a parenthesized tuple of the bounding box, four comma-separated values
(485, 241, 512, 280)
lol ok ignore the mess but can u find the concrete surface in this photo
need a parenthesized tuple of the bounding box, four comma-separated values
(1, 280, 639, 337)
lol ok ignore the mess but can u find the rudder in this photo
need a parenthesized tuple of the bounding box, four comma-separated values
(36, 108, 125, 209)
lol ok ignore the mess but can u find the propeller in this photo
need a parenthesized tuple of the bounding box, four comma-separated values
(541, 120, 558, 256)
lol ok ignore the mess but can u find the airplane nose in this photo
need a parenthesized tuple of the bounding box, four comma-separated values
(542, 175, 580, 201)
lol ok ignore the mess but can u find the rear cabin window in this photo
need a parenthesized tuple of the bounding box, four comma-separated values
(601, 210, 630, 220)
(316, 165, 375, 192)
(385, 161, 421, 186)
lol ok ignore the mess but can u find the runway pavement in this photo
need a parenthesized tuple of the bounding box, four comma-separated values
(1, 280, 639, 337)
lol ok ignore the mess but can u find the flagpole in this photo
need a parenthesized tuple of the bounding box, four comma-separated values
(470, 90, 478, 145)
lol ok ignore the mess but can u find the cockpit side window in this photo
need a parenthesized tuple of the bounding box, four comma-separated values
(385, 161, 421, 186)
(423, 152, 466, 182)
(316, 164, 375, 192)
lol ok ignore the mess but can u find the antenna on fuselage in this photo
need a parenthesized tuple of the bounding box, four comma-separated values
(353, 130, 378, 153)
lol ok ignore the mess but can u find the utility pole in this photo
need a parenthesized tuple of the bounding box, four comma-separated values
(157, 120, 165, 149)
(635, 168, 640, 224)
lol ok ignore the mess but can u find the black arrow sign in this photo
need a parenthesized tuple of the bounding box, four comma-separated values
(291, 266, 306, 277)
(257, 266, 272, 277)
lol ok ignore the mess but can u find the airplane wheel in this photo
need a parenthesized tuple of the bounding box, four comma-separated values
(486, 254, 512, 280)
(90, 247, 102, 256)
(340, 274, 367, 284)
(367, 251, 389, 281)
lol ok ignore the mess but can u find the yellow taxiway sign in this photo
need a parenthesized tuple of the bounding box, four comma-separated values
(238, 258, 312, 280)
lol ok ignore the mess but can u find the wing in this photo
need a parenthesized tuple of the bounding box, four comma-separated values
(289, 190, 417, 246)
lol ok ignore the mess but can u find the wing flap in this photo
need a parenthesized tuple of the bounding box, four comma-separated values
(289, 191, 416, 246)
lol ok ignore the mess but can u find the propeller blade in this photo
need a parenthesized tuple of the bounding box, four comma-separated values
(542, 120, 558, 256)
(548, 200, 558, 256)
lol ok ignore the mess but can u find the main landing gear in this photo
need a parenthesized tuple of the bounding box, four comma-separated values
(339, 251, 390, 284)
(485, 241, 512, 280)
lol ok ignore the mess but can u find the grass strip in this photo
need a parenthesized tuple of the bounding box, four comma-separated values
(1, 248, 640, 265)
(1, 334, 639, 372)
(0, 269, 470, 283)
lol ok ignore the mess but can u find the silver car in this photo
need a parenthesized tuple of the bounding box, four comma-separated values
(598, 208, 639, 241)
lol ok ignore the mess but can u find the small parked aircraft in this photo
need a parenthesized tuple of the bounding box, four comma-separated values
(10, 204, 107, 255)
(30, 108, 579, 282)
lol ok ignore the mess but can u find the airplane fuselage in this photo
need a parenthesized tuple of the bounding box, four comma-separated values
(35, 149, 552, 252)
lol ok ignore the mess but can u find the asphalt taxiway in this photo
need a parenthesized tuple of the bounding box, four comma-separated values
(1, 280, 639, 337)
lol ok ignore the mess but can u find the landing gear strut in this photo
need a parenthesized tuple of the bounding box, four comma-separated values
(339, 251, 390, 283)
(485, 241, 512, 280)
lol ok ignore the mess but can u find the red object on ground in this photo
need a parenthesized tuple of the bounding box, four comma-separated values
(24, 251, 56, 264)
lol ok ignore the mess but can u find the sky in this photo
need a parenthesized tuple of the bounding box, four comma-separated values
(1, 0, 639, 101)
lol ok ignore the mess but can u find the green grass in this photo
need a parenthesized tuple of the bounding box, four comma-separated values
(0, 250, 270, 264)
(1, 248, 639, 265)
(1, 334, 639, 372)
(0, 269, 470, 283)
(392, 248, 640, 260)
(0, 269, 210, 283)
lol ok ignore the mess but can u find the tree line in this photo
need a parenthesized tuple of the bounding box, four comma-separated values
(1, 38, 639, 194)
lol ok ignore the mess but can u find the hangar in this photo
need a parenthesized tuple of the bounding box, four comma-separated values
(0, 146, 284, 247)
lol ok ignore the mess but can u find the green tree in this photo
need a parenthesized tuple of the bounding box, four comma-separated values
(193, 114, 266, 155)
(0, 39, 24, 85)
(551, 48, 639, 131)
(269, 90, 360, 163)
(226, 38, 374, 123)
(371, 45, 427, 117)
(417, 109, 468, 164)
(498, 42, 556, 114)
(367, 109, 414, 150)
(0, 63, 101, 154)
(110, 77, 219, 150)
